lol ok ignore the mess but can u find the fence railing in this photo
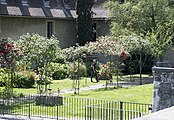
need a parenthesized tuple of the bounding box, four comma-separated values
(0, 93, 152, 120)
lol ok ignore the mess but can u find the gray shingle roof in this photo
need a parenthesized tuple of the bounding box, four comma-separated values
(0, 0, 108, 19)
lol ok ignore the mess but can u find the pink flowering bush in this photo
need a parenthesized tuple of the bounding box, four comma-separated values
(97, 63, 111, 80)
(0, 37, 22, 93)
(0, 37, 22, 70)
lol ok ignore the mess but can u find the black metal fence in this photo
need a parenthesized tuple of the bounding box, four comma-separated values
(0, 93, 152, 120)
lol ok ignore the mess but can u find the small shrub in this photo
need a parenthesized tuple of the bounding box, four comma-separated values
(69, 61, 87, 78)
(13, 70, 36, 88)
(0, 68, 8, 87)
(47, 62, 69, 80)
(54, 54, 66, 64)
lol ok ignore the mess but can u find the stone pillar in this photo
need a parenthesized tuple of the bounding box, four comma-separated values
(152, 67, 174, 112)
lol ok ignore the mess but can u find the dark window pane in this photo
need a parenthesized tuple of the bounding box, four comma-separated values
(47, 22, 53, 39)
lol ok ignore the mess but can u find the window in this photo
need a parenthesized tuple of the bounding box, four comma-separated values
(0, 0, 6, 4)
(22, 0, 28, 6)
(44, 0, 50, 7)
(47, 21, 54, 39)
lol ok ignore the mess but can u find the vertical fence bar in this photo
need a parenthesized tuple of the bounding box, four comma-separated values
(56, 103, 58, 120)
(120, 101, 123, 120)
(28, 94, 31, 119)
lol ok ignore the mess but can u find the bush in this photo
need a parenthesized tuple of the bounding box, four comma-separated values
(69, 61, 87, 79)
(47, 62, 69, 80)
(0, 68, 8, 87)
(54, 54, 66, 64)
(122, 52, 154, 74)
(13, 70, 36, 88)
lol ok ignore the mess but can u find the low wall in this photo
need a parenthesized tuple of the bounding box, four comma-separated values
(152, 67, 174, 112)
(35, 95, 63, 106)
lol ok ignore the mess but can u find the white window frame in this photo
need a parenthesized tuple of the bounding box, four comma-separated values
(46, 20, 55, 39)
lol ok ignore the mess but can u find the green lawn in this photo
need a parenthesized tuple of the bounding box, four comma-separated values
(64, 84, 153, 104)
(0, 77, 106, 95)
(0, 77, 154, 119)
(0, 75, 153, 104)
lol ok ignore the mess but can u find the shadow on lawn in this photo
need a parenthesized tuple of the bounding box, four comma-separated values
(93, 86, 123, 92)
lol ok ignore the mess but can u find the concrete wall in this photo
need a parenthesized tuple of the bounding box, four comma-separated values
(152, 67, 174, 112)
(0, 16, 77, 48)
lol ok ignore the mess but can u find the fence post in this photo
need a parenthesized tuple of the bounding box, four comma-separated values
(120, 101, 123, 120)
(90, 107, 92, 120)
(28, 94, 31, 119)
(57, 104, 58, 120)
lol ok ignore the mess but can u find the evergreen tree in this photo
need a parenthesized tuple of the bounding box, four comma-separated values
(76, 0, 95, 45)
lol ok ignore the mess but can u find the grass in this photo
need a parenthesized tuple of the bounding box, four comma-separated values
(0, 74, 153, 104)
(64, 84, 153, 104)
(0, 77, 106, 95)
(0, 76, 154, 119)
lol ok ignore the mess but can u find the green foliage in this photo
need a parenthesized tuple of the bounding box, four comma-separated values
(47, 62, 69, 80)
(147, 27, 173, 59)
(17, 33, 61, 91)
(123, 53, 154, 74)
(17, 33, 61, 67)
(0, 68, 7, 87)
(105, 0, 174, 61)
(85, 36, 124, 56)
(54, 54, 66, 64)
(63, 44, 90, 61)
(0, 37, 22, 93)
(105, 0, 173, 36)
(13, 70, 36, 88)
(0, 37, 22, 69)
(76, 0, 95, 45)
(69, 61, 87, 78)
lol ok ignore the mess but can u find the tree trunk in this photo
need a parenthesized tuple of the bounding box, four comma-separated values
(139, 52, 142, 85)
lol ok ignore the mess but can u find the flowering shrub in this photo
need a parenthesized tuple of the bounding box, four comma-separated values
(98, 63, 111, 80)
(17, 33, 61, 91)
(69, 61, 87, 79)
(120, 50, 130, 60)
(0, 37, 22, 93)
(0, 37, 22, 70)
(13, 70, 36, 88)
(47, 62, 69, 80)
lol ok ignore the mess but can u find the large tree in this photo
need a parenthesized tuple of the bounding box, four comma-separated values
(76, 0, 95, 45)
(105, 0, 173, 35)
(105, 0, 174, 84)
(105, 0, 174, 59)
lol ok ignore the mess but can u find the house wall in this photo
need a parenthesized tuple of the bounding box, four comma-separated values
(94, 20, 110, 38)
(0, 16, 77, 48)
(0, 16, 111, 48)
